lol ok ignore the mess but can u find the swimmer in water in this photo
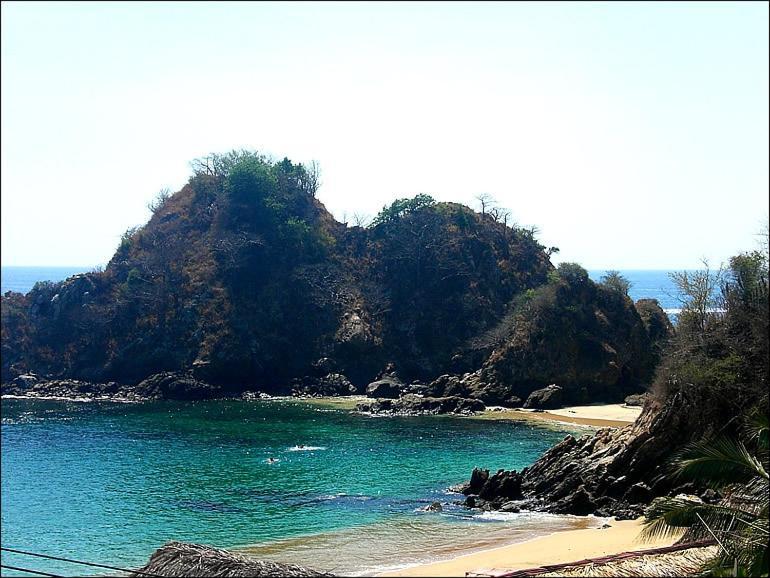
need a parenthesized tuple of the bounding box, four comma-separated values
(298, 444, 305, 449)
(267, 457, 277, 464)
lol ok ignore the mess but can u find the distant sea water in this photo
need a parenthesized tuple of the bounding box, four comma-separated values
(1, 266, 92, 295)
(587, 269, 682, 314)
(2, 266, 684, 314)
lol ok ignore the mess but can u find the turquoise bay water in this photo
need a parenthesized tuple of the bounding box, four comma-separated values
(0, 399, 584, 576)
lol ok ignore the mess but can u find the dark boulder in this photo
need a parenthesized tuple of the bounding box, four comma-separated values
(499, 501, 521, 513)
(466, 467, 490, 495)
(624, 393, 647, 407)
(523, 384, 563, 409)
(292, 373, 357, 397)
(356, 394, 485, 415)
(10, 373, 40, 389)
(365, 377, 403, 399)
(478, 469, 524, 501)
(135, 372, 221, 401)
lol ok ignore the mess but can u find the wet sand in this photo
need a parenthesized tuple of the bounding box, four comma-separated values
(379, 518, 679, 577)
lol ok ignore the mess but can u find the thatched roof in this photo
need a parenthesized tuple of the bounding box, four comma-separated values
(470, 542, 718, 578)
(131, 541, 333, 577)
(537, 546, 718, 577)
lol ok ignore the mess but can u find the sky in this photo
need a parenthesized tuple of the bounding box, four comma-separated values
(1, 1, 768, 269)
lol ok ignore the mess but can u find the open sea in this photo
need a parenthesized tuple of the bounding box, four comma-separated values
(1, 266, 683, 312)
(0, 266, 682, 576)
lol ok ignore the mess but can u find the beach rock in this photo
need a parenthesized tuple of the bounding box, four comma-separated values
(624, 393, 647, 407)
(11, 373, 40, 389)
(499, 501, 521, 513)
(479, 469, 524, 502)
(422, 501, 443, 512)
(291, 373, 357, 397)
(623, 482, 653, 504)
(135, 372, 222, 401)
(356, 394, 485, 415)
(523, 384, 563, 409)
(365, 377, 403, 399)
(448, 482, 471, 494)
(0, 378, 139, 400)
(466, 468, 490, 495)
(425, 371, 524, 407)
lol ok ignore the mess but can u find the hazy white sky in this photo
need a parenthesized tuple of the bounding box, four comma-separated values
(2, 1, 768, 268)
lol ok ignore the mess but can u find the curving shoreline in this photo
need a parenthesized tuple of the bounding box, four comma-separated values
(377, 518, 681, 577)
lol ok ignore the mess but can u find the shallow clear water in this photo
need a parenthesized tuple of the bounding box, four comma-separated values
(0, 398, 584, 576)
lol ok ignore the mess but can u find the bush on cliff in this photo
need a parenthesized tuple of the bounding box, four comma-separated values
(477, 265, 662, 403)
(0, 153, 563, 390)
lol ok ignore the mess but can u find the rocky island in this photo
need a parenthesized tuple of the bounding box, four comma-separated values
(1, 151, 668, 413)
(2, 151, 767, 577)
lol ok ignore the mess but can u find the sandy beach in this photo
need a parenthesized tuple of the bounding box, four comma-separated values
(301, 396, 641, 428)
(475, 403, 641, 428)
(379, 518, 679, 577)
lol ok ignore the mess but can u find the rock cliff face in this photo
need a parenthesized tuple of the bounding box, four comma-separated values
(459, 384, 744, 519)
(0, 152, 666, 403)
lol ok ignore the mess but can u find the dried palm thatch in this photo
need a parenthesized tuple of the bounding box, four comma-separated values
(530, 545, 718, 578)
(130, 541, 333, 577)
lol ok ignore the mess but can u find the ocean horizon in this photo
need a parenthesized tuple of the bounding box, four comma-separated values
(1, 265, 685, 313)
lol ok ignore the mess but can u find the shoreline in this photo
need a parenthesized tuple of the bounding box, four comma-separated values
(475, 404, 641, 428)
(2, 393, 640, 428)
(377, 518, 680, 577)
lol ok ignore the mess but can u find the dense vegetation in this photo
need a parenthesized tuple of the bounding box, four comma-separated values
(1, 151, 663, 403)
(640, 250, 769, 575)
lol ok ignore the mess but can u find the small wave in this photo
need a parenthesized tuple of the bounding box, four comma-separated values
(474, 510, 521, 521)
(287, 445, 327, 451)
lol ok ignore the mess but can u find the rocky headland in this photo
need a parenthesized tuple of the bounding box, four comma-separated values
(1, 151, 669, 414)
(8, 150, 736, 527)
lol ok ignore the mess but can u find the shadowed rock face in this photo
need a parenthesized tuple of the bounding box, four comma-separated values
(459, 387, 731, 519)
(356, 394, 486, 416)
(0, 159, 667, 406)
(523, 384, 563, 409)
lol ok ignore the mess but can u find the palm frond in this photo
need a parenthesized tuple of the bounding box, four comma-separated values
(675, 437, 768, 487)
(642, 497, 762, 546)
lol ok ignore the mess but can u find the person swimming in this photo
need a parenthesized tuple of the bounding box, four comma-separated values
(267, 457, 277, 464)
(297, 444, 305, 449)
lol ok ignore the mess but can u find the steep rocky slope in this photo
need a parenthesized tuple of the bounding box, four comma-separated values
(1, 151, 664, 403)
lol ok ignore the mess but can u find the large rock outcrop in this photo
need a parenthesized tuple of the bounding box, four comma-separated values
(459, 385, 736, 518)
(1, 152, 665, 406)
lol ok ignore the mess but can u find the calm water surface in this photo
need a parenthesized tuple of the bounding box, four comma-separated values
(0, 398, 588, 576)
